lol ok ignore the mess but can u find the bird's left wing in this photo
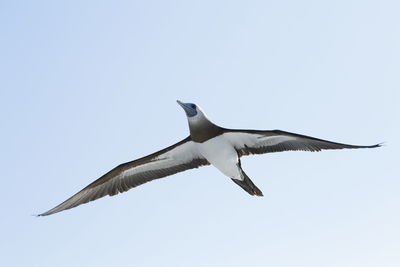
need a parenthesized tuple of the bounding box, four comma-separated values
(39, 137, 209, 216)
(223, 129, 381, 157)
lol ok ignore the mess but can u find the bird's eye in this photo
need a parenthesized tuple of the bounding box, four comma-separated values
(190, 104, 196, 109)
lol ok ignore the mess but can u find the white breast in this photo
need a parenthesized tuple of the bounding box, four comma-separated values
(196, 135, 242, 180)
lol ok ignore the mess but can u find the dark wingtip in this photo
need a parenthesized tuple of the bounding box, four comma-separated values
(375, 142, 385, 148)
(358, 142, 384, 149)
(35, 210, 52, 217)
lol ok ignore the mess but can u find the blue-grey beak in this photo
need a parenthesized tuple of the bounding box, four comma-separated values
(177, 100, 197, 117)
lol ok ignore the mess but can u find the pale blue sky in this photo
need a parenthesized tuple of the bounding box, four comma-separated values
(1, 1, 399, 266)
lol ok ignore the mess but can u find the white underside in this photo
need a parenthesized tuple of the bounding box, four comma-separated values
(196, 135, 242, 180)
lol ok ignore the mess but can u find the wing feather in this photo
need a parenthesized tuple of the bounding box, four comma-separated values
(39, 137, 208, 216)
(223, 129, 381, 157)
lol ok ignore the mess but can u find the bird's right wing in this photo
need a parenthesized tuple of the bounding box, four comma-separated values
(223, 129, 381, 157)
(39, 136, 209, 216)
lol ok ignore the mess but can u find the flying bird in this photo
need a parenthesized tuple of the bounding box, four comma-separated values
(38, 101, 381, 216)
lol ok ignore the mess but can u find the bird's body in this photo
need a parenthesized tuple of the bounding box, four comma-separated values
(38, 101, 381, 216)
(196, 135, 241, 180)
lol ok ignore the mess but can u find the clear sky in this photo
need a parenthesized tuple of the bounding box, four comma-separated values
(1, 1, 399, 266)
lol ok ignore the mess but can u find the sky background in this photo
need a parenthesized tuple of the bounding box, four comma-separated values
(1, 1, 399, 266)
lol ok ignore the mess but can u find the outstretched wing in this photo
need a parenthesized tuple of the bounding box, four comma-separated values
(223, 129, 381, 157)
(39, 137, 209, 216)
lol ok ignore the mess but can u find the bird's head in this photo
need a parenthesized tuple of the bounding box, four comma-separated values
(177, 100, 198, 117)
(176, 100, 209, 123)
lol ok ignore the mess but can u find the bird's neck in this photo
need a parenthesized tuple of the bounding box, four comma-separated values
(188, 117, 223, 143)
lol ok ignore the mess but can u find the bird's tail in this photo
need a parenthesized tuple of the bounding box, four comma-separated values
(231, 169, 263, 197)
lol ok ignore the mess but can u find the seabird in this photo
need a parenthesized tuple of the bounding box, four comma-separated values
(38, 101, 381, 216)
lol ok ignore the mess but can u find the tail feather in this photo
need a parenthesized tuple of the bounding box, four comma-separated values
(231, 170, 263, 197)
